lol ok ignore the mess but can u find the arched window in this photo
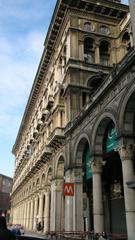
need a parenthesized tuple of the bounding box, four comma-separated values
(84, 37, 95, 63)
(84, 22, 93, 32)
(99, 40, 110, 66)
(87, 74, 105, 95)
(122, 31, 131, 51)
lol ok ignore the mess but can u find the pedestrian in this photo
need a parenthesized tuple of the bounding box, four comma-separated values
(98, 232, 108, 240)
(0, 216, 16, 240)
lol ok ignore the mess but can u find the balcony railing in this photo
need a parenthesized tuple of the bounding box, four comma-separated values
(47, 127, 65, 148)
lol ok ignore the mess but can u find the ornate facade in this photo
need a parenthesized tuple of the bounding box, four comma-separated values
(11, 0, 135, 239)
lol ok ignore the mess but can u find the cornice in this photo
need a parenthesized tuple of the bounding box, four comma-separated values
(12, 0, 129, 155)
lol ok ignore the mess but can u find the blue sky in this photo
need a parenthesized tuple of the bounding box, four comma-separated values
(0, 0, 128, 178)
(0, 0, 56, 177)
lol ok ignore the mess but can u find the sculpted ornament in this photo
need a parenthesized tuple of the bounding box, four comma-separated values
(118, 144, 134, 161)
(91, 159, 103, 174)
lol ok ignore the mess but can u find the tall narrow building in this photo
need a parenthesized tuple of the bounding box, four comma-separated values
(11, 0, 135, 239)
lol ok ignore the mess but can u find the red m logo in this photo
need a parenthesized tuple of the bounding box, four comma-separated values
(64, 183, 74, 196)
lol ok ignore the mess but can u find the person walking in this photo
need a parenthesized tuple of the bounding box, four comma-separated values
(0, 216, 16, 240)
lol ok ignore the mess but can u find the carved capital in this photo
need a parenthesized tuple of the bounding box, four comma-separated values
(73, 168, 83, 182)
(91, 159, 103, 174)
(51, 178, 63, 191)
(118, 144, 134, 161)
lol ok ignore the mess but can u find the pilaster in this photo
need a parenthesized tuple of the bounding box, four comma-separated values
(44, 189, 51, 233)
(91, 158, 104, 233)
(64, 168, 83, 232)
(50, 178, 64, 231)
(118, 144, 135, 240)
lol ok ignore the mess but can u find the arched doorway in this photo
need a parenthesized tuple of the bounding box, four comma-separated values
(75, 136, 93, 231)
(102, 121, 126, 234)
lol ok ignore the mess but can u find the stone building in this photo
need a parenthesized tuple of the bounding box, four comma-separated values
(11, 0, 135, 239)
(0, 174, 13, 220)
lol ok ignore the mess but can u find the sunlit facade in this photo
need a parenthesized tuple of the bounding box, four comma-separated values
(11, 0, 135, 239)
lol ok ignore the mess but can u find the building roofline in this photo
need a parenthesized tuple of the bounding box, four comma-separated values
(12, 0, 129, 154)
(0, 174, 13, 181)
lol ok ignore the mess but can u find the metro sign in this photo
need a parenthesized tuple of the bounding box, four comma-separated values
(64, 183, 74, 196)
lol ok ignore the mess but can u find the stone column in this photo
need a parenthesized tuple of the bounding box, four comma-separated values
(44, 190, 51, 233)
(58, 110, 61, 127)
(20, 205, 23, 225)
(129, 30, 134, 48)
(23, 202, 27, 228)
(30, 198, 34, 230)
(50, 178, 64, 231)
(118, 144, 135, 240)
(129, 0, 135, 46)
(95, 44, 100, 64)
(64, 168, 83, 232)
(38, 193, 44, 225)
(26, 201, 31, 229)
(23, 202, 26, 226)
(23, 203, 26, 227)
(10, 206, 13, 224)
(22, 204, 25, 225)
(33, 196, 38, 230)
(91, 159, 104, 233)
(25, 202, 28, 229)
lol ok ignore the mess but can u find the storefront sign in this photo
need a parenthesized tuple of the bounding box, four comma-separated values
(64, 183, 74, 196)
(106, 125, 118, 152)
(85, 149, 92, 180)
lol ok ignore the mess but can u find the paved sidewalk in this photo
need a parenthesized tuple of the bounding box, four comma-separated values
(24, 231, 48, 239)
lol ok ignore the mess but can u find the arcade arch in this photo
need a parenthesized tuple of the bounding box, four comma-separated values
(74, 135, 93, 231)
(92, 115, 126, 234)
(118, 89, 135, 239)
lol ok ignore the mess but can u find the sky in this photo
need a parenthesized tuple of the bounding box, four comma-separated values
(0, 0, 129, 178)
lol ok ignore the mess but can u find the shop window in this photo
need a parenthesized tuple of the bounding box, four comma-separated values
(84, 37, 95, 63)
(99, 40, 110, 66)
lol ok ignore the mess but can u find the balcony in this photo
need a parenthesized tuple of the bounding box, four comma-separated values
(33, 128, 38, 139)
(47, 127, 65, 148)
(41, 108, 49, 122)
(23, 146, 52, 179)
(37, 119, 43, 130)
(40, 146, 52, 161)
(46, 95, 54, 110)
